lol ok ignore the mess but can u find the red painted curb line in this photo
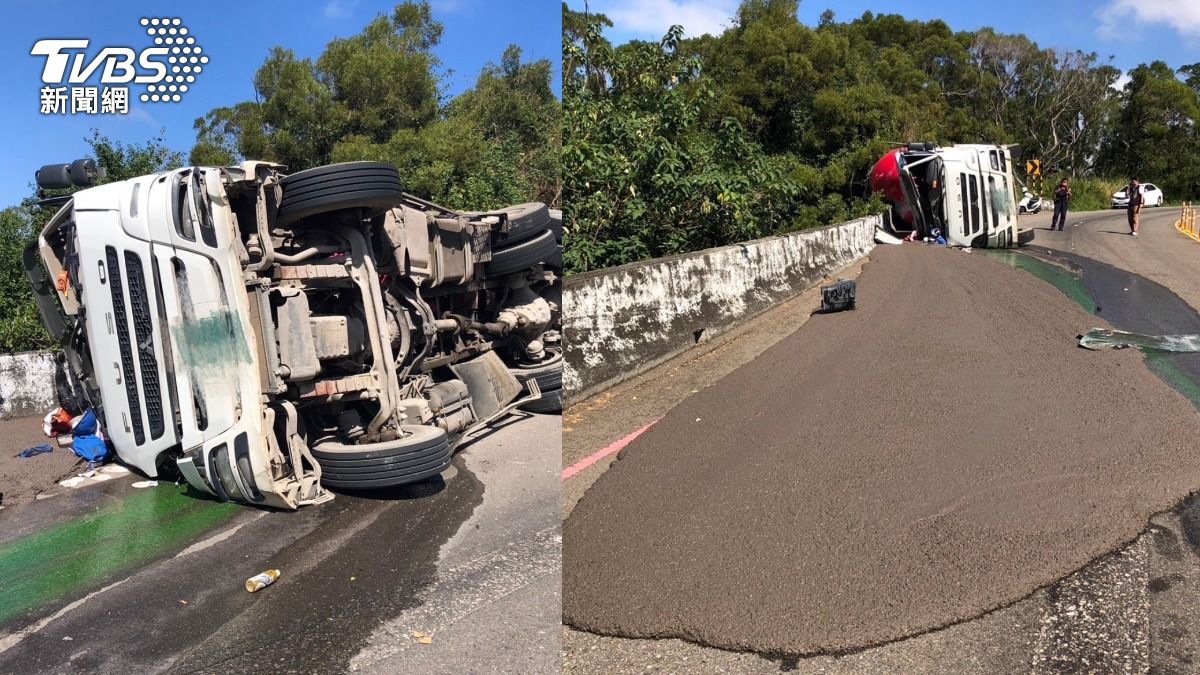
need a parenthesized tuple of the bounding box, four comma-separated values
(562, 418, 661, 481)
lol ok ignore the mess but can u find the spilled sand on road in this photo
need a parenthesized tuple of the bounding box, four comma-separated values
(563, 244, 1200, 655)
(0, 416, 81, 508)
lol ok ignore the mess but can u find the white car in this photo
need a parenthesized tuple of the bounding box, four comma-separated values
(1111, 183, 1164, 208)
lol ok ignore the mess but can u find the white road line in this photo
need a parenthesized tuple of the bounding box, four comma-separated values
(0, 577, 131, 655)
(173, 512, 265, 559)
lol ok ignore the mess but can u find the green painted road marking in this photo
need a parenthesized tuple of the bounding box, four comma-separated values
(989, 249, 1200, 410)
(0, 484, 238, 625)
(982, 249, 1097, 314)
(1145, 355, 1200, 412)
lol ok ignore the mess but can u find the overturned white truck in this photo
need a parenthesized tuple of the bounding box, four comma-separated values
(870, 142, 1034, 248)
(23, 160, 562, 509)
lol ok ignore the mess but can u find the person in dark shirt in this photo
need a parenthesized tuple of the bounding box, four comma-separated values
(1127, 178, 1143, 236)
(1051, 179, 1072, 231)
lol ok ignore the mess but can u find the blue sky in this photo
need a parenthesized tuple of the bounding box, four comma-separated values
(573, 0, 1199, 89)
(0, 0, 561, 208)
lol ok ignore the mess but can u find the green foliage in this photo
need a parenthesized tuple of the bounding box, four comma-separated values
(1039, 176, 1124, 213)
(0, 132, 182, 353)
(1098, 61, 1200, 199)
(189, 2, 559, 211)
(565, 2, 1200, 273)
(0, 206, 51, 352)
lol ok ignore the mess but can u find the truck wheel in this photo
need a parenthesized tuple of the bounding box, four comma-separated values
(520, 387, 563, 414)
(276, 162, 404, 227)
(548, 208, 563, 243)
(493, 202, 551, 248)
(486, 229, 558, 275)
(512, 348, 562, 393)
(313, 425, 451, 488)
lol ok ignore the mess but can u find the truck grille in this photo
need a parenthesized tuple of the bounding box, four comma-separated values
(124, 251, 164, 440)
(106, 247, 144, 445)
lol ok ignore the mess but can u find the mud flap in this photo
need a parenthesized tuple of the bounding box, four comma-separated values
(450, 351, 522, 420)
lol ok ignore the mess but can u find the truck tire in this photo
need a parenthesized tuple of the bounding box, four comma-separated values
(313, 425, 451, 488)
(276, 162, 404, 227)
(512, 349, 562, 393)
(494, 202, 552, 248)
(486, 229, 558, 275)
(520, 387, 563, 414)
(548, 208, 563, 243)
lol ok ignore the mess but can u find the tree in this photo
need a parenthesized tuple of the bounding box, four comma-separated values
(189, 2, 558, 210)
(1098, 61, 1200, 194)
(189, 3, 443, 170)
(0, 132, 182, 352)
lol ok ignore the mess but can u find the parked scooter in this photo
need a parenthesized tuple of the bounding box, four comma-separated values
(1018, 188, 1043, 215)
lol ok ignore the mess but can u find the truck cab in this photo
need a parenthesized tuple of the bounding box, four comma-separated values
(871, 142, 1030, 248)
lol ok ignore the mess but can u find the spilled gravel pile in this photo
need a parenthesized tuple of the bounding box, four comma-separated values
(563, 244, 1200, 654)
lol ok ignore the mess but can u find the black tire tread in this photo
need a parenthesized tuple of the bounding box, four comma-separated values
(520, 387, 563, 414)
(486, 229, 558, 275)
(493, 202, 551, 248)
(277, 162, 404, 226)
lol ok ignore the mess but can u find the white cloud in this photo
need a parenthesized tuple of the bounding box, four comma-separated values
(594, 0, 738, 39)
(123, 107, 160, 129)
(431, 0, 474, 12)
(1111, 72, 1131, 90)
(1097, 0, 1200, 40)
(323, 0, 358, 19)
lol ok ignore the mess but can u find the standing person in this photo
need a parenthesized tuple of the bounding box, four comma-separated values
(1127, 178, 1144, 236)
(1051, 179, 1072, 231)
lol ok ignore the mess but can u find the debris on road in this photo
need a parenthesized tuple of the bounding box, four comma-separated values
(67, 410, 107, 464)
(16, 444, 53, 459)
(1079, 328, 1200, 353)
(411, 630, 434, 644)
(0, 416, 91, 507)
(131, 480, 159, 489)
(874, 228, 904, 245)
(820, 279, 857, 313)
(245, 569, 281, 593)
(41, 407, 73, 438)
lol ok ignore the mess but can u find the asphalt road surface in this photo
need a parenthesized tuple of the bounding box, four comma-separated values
(563, 206, 1200, 672)
(0, 411, 559, 675)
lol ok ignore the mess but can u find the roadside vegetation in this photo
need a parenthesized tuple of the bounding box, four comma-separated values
(564, 0, 1200, 273)
(0, 1, 559, 353)
(189, 2, 559, 209)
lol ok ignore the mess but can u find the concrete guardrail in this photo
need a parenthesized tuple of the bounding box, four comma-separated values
(563, 214, 881, 404)
(0, 351, 60, 420)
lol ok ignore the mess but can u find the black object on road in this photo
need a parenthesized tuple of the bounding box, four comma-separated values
(820, 279, 856, 313)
